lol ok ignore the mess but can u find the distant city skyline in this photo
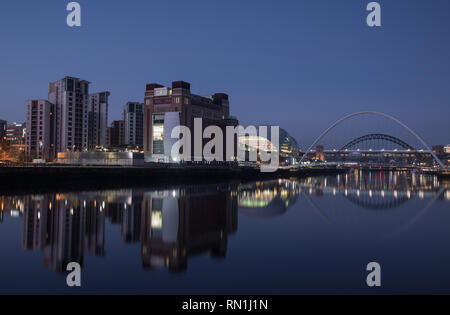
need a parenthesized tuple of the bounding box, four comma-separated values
(1, 0, 450, 147)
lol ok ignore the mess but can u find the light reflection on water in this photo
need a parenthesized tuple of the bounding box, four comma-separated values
(0, 171, 449, 293)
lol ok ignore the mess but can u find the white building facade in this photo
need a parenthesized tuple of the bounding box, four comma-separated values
(48, 76, 90, 153)
(25, 100, 55, 160)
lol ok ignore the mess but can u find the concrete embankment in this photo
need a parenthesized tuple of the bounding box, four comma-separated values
(0, 165, 345, 194)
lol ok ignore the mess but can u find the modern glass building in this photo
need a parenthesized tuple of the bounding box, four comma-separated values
(238, 127, 300, 166)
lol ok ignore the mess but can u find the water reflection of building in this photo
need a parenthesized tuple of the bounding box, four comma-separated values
(1, 176, 448, 275)
(0, 197, 24, 223)
(44, 197, 85, 272)
(83, 196, 106, 257)
(238, 179, 300, 217)
(104, 189, 143, 243)
(19, 193, 109, 272)
(141, 185, 238, 272)
(22, 195, 52, 251)
(122, 194, 143, 243)
(2, 184, 239, 273)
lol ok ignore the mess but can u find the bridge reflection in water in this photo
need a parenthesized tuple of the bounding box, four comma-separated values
(0, 171, 448, 275)
(298, 170, 449, 239)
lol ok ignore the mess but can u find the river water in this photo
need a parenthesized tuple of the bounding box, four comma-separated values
(0, 171, 449, 294)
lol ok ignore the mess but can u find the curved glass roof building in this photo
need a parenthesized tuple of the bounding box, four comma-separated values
(238, 127, 300, 165)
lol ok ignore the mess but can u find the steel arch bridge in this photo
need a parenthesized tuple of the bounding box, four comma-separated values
(340, 133, 415, 151)
(299, 111, 445, 168)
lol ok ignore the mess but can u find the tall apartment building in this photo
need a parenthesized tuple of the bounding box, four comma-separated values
(88, 92, 110, 149)
(25, 100, 55, 160)
(143, 81, 238, 162)
(123, 102, 144, 147)
(0, 120, 6, 139)
(48, 76, 90, 153)
(107, 120, 125, 147)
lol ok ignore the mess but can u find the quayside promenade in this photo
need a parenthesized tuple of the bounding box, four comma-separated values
(0, 164, 344, 193)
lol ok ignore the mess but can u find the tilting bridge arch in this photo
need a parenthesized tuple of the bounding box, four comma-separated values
(299, 111, 445, 169)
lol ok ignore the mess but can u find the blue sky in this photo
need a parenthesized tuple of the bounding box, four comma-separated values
(0, 0, 449, 148)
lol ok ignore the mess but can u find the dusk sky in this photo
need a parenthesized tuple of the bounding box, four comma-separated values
(0, 0, 449, 148)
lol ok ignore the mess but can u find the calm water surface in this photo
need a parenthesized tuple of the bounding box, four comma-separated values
(0, 171, 449, 294)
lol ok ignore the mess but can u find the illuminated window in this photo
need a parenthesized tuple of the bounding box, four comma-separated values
(154, 88, 168, 97)
(151, 210, 162, 229)
(153, 125, 164, 141)
(152, 115, 165, 154)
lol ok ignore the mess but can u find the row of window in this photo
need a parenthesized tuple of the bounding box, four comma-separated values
(144, 97, 190, 105)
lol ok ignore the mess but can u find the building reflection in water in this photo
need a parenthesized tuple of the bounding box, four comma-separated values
(21, 193, 107, 272)
(0, 172, 448, 274)
(238, 179, 300, 217)
(141, 185, 238, 271)
(0, 184, 241, 273)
